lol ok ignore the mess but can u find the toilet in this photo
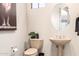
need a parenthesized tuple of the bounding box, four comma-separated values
(24, 39, 43, 56)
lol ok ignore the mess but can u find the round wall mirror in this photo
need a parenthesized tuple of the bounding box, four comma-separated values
(51, 3, 70, 33)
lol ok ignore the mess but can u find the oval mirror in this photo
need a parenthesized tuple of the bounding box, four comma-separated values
(51, 3, 70, 33)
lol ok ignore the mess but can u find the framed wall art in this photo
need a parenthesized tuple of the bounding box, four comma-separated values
(0, 3, 16, 30)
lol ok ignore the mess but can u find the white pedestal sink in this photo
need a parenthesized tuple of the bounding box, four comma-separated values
(50, 36, 71, 56)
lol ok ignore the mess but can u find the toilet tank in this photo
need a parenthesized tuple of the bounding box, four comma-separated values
(30, 39, 43, 50)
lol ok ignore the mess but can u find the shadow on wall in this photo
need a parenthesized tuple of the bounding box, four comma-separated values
(24, 40, 30, 51)
(50, 43, 57, 56)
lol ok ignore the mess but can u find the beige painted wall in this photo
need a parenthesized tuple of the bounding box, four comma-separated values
(26, 3, 79, 56)
(0, 3, 27, 56)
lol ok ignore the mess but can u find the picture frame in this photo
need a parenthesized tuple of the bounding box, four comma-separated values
(0, 3, 16, 31)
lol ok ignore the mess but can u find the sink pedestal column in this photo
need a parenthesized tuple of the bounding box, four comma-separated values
(56, 45, 64, 56)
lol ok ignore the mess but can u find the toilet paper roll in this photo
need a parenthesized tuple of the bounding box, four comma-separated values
(13, 48, 18, 52)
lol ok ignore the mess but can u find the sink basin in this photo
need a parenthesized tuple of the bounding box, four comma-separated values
(50, 35, 71, 56)
(50, 36, 71, 45)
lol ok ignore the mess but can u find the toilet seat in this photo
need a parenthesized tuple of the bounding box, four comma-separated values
(24, 48, 38, 56)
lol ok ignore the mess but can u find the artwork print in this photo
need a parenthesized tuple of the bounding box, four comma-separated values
(0, 3, 16, 30)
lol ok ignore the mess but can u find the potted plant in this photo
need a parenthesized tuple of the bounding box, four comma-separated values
(28, 32, 39, 39)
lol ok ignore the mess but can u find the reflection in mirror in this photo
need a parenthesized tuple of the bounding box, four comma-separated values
(59, 6, 70, 32)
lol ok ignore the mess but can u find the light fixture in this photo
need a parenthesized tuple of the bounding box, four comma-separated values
(31, 3, 45, 8)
